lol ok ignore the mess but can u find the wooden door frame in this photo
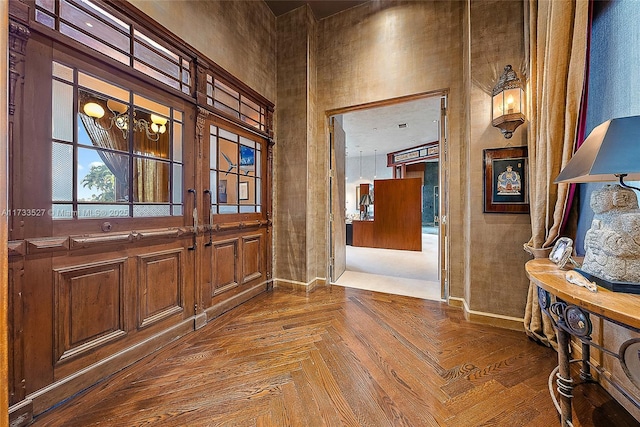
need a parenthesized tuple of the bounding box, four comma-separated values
(326, 90, 450, 298)
(2, 1, 10, 425)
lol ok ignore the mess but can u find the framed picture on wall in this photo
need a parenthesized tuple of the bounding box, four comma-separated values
(239, 181, 249, 200)
(483, 146, 529, 213)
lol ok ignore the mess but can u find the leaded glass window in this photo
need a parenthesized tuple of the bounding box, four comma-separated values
(209, 124, 262, 215)
(51, 61, 183, 219)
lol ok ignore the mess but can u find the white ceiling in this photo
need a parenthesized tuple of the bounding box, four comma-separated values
(341, 96, 443, 158)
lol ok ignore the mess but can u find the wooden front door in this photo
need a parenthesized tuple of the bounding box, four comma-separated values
(195, 113, 272, 326)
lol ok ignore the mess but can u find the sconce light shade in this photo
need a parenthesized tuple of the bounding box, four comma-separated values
(106, 99, 128, 115)
(83, 102, 105, 119)
(150, 114, 168, 134)
(492, 65, 525, 139)
(82, 97, 167, 142)
(555, 115, 640, 184)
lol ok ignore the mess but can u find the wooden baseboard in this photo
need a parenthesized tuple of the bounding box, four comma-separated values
(10, 318, 195, 420)
(204, 281, 270, 321)
(9, 399, 32, 427)
(274, 277, 325, 292)
(448, 297, 524, 331)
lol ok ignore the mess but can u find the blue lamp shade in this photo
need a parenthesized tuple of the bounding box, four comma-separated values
(555, 115, 640, 183)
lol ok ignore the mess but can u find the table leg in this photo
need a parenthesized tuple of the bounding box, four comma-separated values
(580, 341, 592, 381)
(556, 327, 574, 426)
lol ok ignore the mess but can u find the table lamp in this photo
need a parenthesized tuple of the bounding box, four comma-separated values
(359, 194, 373, 220)
(555, 115, 640, 293)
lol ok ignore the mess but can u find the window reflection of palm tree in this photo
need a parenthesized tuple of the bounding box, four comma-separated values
(221, 152, 237, 175)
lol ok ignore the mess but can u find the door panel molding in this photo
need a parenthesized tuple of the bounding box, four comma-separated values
(212, 238, 239, 295)
(53, 259, 128, 364)
(242, 234, 262, 284)
(137, 249, 185, 329)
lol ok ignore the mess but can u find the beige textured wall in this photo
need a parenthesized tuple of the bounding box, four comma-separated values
(131, 0, 531, 321)
(468, 0, 531, 318)
(314, 0, 467, 290)
(127, 0, 276, 102)
(273, 6, 316, 283)
(305, 0, 531, 320)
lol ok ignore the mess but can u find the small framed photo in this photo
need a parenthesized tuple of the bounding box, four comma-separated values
(483, 146, 529, 213)
(239, 181, 249, 200)
(549, 237, 573, 267)
(218, 179, 227, 204)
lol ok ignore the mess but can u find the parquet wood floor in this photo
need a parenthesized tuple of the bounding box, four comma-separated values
(32, 286, 639, 426)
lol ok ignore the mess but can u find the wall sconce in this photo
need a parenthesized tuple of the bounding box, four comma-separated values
(555, 115, 640, 293)
(83, 99, 168, 142)
(492, 65, 525, 139)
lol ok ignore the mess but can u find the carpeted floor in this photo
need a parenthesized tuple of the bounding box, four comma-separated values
(333, 233, 442, 301)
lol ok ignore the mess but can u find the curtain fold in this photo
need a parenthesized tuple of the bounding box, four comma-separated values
(523, 0, 590, 348)
(133, 129, 170, 203)
(78, 92, 130, 201)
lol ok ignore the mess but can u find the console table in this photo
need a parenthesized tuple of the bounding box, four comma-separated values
(526, 259, 640, 426)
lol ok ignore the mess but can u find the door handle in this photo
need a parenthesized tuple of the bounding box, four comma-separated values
(188, 188, 197, 250)
(204, 189, 213, 247)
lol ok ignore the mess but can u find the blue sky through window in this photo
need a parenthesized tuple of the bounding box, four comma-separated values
(77, 121, 106, 201)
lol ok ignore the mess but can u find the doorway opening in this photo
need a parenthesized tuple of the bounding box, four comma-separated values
(328, 92, 448, 301)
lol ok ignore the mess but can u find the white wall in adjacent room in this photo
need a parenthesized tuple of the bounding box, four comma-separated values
(345, 152, 392, 218)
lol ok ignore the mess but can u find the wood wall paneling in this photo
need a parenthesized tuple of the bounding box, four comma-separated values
(54, 259, 127, 364)
(351, 220, 374, 247)
(23, 256, 54, 394)
(137, 249, 184, 329)
(7, 0, 274, 422)
(212, 238, 239, 295)
(8, 260, 25, 406)
(351, 179, 422, 251)
(373, 178, 422, 251)
(242, 234, 262, 283)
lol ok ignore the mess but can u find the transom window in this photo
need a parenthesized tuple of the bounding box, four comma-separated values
(209, 124, 262, 214)
(51, 61, 184, 219)
(36, 0, 192, 95)
(206, 75, 266, 133)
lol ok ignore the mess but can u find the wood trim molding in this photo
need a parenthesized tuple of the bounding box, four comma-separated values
(8, 228, 192, 257)
(53, 258, 128, 364)
(203, 281, 268, 322)
(8, 240, 26, 257)
(2, 1, 12, 425)
(136, 249, 185, 329)
(448, 297, 525, 331)
(27, 237, 70, 254)
(276, 277, 325, 293)
(9, 317, 195, 419)
(211, 220, 270, 233)
(8, 2, 30, 117)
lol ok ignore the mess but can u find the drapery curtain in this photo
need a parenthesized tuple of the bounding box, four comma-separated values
(133, 124, 170, 203)
(78, 93, 129, 201)
(79, 92, 171, 203)
(523, 0, 590, 347)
